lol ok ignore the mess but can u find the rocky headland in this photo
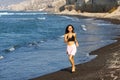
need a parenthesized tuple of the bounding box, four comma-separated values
(5, 0, 120, 20)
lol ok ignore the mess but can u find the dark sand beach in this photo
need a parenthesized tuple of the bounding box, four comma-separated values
(31, 18, 120, 80)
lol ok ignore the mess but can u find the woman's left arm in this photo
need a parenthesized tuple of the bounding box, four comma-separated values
(74, 33, 79, 47)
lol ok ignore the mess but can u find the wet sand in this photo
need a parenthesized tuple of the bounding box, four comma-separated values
(67, 15, 120, 24)
(31, 18, 120, 80)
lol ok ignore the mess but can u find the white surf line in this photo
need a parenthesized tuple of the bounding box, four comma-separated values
(37, 17, 46, 20)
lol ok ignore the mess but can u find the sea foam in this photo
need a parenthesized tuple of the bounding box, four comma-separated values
(0, 56, 4, 60)
(0, 12, 47, 16)
(81, 25, 87, 31)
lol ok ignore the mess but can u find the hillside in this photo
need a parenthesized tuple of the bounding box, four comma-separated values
(8, 0, 66, 12)
(105, 6, 120, 20)
(0, 0, 25, 7)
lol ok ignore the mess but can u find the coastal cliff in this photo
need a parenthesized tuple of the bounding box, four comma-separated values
(7, 0, 119, 12)
(7, 0, 66, 12)
(65, 0, 118, 12)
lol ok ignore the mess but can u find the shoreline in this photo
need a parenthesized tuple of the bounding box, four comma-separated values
(31, 16, 120, 80)
(55, 6, 120, 23)
(56, 13, 120, 24)
(31, 38, 120, 80)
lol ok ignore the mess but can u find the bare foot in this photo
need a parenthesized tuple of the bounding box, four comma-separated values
(72, 66, 76, 73)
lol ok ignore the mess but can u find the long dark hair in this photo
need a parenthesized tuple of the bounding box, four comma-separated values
(65, 24, 75, 34)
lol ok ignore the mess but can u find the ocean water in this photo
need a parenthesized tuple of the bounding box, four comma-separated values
(0, 11, 120, 80)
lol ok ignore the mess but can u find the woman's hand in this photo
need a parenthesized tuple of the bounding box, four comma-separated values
(64, 34, 68, 43)
(76, 41, 79, 47)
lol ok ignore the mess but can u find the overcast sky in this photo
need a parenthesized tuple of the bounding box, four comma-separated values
(0, 0, 26, 6)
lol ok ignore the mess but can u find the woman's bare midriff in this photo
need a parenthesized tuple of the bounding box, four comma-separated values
(67, 41, 75, 46)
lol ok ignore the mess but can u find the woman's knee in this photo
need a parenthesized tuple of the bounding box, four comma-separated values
(69, 55, 73, 60)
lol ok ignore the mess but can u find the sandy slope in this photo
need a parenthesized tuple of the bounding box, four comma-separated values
(59, 6, 120, 20)
(105, 6, 120, 20)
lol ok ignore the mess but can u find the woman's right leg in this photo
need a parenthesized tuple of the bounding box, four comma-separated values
(69, 55, 75, 72)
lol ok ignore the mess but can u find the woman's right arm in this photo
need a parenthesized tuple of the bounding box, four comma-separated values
(64, 34, 68, 43)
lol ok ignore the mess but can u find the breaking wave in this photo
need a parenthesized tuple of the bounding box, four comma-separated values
(0, 12, 47, 16)
(61, 16, 80, 21)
